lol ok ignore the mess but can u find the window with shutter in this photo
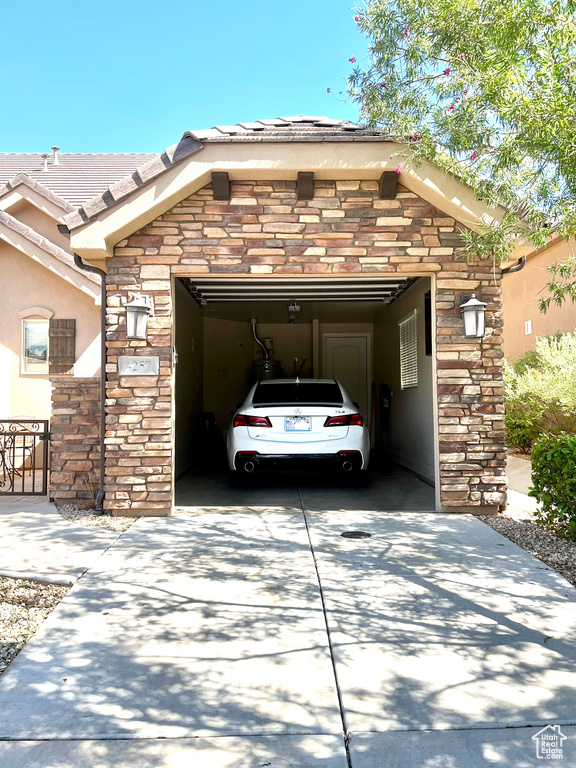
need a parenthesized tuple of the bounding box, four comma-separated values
(22, 319, 49, 374)
(48, 319, 76, 375)
(399, 309, 418, 389)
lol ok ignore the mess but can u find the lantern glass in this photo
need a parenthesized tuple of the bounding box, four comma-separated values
(125, 296, 150, 340)
(460, 295, 487, 339)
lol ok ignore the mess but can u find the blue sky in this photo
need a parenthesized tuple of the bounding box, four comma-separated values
(1, 1, 367, 153)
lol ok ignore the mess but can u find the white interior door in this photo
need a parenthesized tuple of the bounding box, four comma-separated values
(322, 334, 371, 424)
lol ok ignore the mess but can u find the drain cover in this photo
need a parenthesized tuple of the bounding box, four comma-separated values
(341, 530, 371, 539)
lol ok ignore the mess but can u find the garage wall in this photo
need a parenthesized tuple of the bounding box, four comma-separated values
(174, 280, 204, 476)
(203, 318, 254, 430)
(203, 320, 313, 429)
(256, 322, 312, 378)
(318, 322, 373, 375)
(374, 281, 434, 483)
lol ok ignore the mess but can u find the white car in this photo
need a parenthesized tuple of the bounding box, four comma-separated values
(227, 378, 370, 483)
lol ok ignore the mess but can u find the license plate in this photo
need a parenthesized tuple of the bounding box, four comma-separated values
(284, 417, 311, 431)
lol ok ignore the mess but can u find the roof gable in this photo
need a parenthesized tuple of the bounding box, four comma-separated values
(0, 209, 99, 292)
(0, 174, 76, 220)
(64, 115, 513, 262)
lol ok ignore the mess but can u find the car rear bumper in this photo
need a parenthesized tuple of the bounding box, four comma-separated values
(233, 451, 365, 473)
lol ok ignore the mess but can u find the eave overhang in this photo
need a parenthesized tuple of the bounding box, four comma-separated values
(0, 210, 99, 299)
(0, 174, 75, 221)
(67, 138, 515, 263)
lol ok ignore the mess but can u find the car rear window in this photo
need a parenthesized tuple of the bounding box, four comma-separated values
(253, 381, 343, 405)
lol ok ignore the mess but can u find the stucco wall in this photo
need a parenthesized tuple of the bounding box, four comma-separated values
(257, 322, 313, 380)
(503, 239, 576, 360)
(202, 319, 315, 431)
(374, 280, 435, 483)
(202, 318, 254, 431)
(6, 200, 72, 252)
(100, 179, 506, 515)
(0, 242, 101, 419)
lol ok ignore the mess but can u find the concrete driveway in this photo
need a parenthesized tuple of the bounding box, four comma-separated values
(0, 496, 119, 584)
(1, 502, 575, 767)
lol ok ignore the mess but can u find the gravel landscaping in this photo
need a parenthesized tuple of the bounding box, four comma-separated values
(0, 577, 68, 677)
(0, 504, 132, 678)
(56, 502, 135, 533)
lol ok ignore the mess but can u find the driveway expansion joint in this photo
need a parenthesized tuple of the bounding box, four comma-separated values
(298, 482, 353, 768)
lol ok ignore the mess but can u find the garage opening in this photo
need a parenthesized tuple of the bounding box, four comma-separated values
(174, 276, 435, 510)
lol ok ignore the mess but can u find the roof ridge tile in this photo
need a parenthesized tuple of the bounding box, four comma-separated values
(64, 115, 392, 231)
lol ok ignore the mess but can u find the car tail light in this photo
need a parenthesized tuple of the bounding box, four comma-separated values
(324, 414, 363, 427)
(233, 414, 272, 428)
(323, 415, 349, 428)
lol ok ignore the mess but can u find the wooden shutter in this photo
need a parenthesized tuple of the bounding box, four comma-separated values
(49, 319, 76, 375)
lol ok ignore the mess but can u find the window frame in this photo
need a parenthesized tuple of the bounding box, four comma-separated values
(399, 309, 418, 390)
(21, 318, 50, 375)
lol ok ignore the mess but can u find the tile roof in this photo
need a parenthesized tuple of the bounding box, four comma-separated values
(0, 209, 99, 283)
(0, 153, 158, 207)
(64, 116, 389, 231)
(0, 173, 77, 213)
(184, 115, 390, 143)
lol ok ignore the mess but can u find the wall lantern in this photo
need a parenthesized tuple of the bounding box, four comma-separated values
(460, 294, 487, 338)
(125, 295, 151, 340)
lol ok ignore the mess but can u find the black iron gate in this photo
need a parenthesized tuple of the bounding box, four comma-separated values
(0, 420, 49, 496)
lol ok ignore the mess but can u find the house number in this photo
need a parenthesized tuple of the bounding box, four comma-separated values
(118, 356, 159, 375)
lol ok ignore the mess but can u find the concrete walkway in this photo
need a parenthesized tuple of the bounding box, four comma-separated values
(1, 503, 575, 766)
(0, 496, 119, 585)
(507, 454, 533, 495)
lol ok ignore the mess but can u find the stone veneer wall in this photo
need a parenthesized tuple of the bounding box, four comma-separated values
(103, 179, 507, 516)
(50, 377, 100, 501)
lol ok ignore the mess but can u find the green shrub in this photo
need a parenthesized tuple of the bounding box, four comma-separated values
(529, 433, 576, 540)
(511, 349, 540, 375)
(505, 404, 543, 452)
(505, 332, 576, 451)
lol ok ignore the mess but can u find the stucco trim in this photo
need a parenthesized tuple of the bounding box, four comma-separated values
(0, 210, 99, 287)
(0, 173, 76, 217)
(18, 306, 54, 320)
(502, 234, 572, 271)
(67, 141, 513, 263)
(0, 212, 100, 300)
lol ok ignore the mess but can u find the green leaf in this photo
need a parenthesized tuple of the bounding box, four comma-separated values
(352, 0, 576, 277)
